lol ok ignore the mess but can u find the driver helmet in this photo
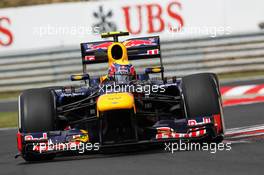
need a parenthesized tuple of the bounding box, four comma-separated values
(108, 62, 136, 83)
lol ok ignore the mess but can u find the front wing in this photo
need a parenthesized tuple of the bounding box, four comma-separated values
(16, 114, 223, 156)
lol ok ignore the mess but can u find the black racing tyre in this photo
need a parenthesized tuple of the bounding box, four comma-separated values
(182, 73, 223, 142)
(19, 88, 56, 161)
(181, 73, 221, 118)
(19, 88, 56, 132)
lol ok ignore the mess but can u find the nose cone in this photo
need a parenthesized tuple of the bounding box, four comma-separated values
(97, 92, 135, 113)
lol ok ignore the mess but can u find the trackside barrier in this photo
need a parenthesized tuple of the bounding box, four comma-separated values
(1, 32, 264, 91)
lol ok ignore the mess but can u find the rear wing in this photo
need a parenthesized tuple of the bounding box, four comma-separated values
(80, 36, 162, 65)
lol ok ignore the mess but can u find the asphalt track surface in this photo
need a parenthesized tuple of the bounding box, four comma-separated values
(0, 99, 17, 112)
(0, 102, 263, 175)
(0, 79, 264, 174)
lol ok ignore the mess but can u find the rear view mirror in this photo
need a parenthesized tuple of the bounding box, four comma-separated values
(70, 73, 90, 81)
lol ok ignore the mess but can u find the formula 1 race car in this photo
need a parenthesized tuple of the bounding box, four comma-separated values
(16, 31, 225, 161)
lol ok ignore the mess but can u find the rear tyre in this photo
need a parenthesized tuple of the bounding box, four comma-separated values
(19, 88, 56, 161)
(182, 73, 224, 142)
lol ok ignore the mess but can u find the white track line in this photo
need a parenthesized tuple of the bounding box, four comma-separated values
(226, 124, 264, 135)
(227, 132, 264, 139)
(226, 124, 264, 132)
(0, 127, 16, 131)
(224, 100, 264, 107)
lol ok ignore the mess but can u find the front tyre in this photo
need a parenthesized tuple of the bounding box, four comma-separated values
(19, 88, 56, 161)
(182, 73, 224, 142)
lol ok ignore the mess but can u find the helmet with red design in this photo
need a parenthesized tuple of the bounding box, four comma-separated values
(108, 62, 136, 83)
(106, 42, 136, 83)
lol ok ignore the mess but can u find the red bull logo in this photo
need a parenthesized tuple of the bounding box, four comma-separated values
(123, 39, 155, 47)
(87, 42, 113, 51)
(85, 38, 156, 51)
(24, 133, 48, 141)
(188, 117, 211, 126)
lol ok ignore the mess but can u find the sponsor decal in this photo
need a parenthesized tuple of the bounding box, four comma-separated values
(92, 6, 117, 33)
(24, 133, 48, 141)
(157, 127, 174, 133)
(71, 130, 89, 142)
(0, 17, 13, 47)
(90, 1, 184, 36)
(156, 129, 207, 139)
(123, 39, 156, 47)
(84, 55, 95, 61)
(187, 117, 211, 126)
(156, 117, 211, 139)
(147, 49, 159, 55)
(122, 1, 184, 34)
(86, 42, 113, 51)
